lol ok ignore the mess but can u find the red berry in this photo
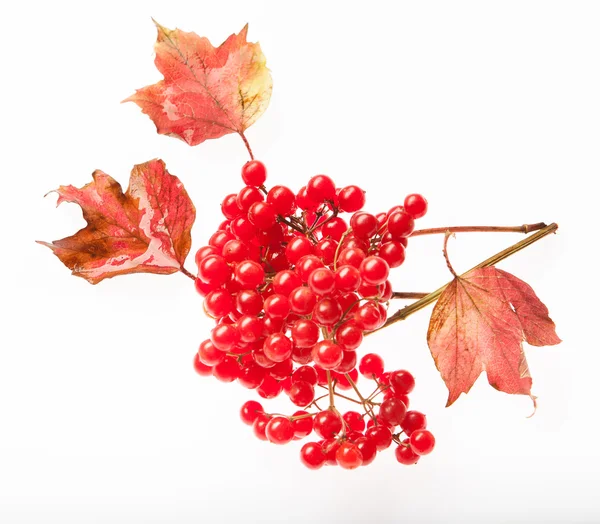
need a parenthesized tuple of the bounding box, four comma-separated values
(360, 256, 390, 286)
(387, 211, 415, 238)
(312, 340, 343, 369)
(335, 322, 363, 351)
(286, 237, 314, 264)
(314, 410, 343, 439)
(210, 324, 240, 352)
(291, 344, 313, 365)
(288, 380, 315, 407)
(269, 358, 293, 380)
(365, 426, 392, 450)
(240, 400, 264, 425)
(350, 212, 378, 239)
(296, 186, 319, 211)
(389, 369, 416, 395)
(343, 411, 366, 432)
(235, 260, 265, 289)
(291, 411, 314, 438)
(291, 319, 320, 348)
(395, 441, 420, 465)
(241, 160, 267, 186)
(237, 315, 264, 343)
(292, 365, 318, 385)
(400, 411, 427, 436)
(272, 270, 303, 296)
(252, 413, 271, 441)
(198, 254, 230, 286)
(335, 349, 357, 373)
(238, 362, 267, 389)
(209, 230, 234, 250)
(313, 238, 337, 265)
(313, 297, 343, 326)
(379, 241, 406, 268)
(222, 239, 249, 263)
(221, 193, 242, 219)
(354, 302, 382, 331)
(355, 437, 377, 466)
(300, 442, 326, 469)
(359, 353, 384, 379)
(338, 185, 366, 212)
(212, 356, 240, 382)
(336, 442, 363, 469)
(198, 339, 225, 366)
(321, 217, 348, 241)
(203, 289, 233, 319)
(237, 186, 263, 212)
(263, 333, 293, 362)
(379, 397, 407, 426)
(308, 267, 336, 295)
(195, 245, 219, 267)
(248, 201, 276, 230)
(236, 289, 263, 315)
(267, 185, 296, 215)
(307, 174, 336, 202)
(230, 216, 257, 241)
(193, 353, 213, 376)
(257, 375, 283, 399)
(335, 265, 361, 292)
(289, 287, 317, 315)
(322, 438, 341, 466)
(263, 316, 284, 335)
(295, 255, 324, 282)
(410, 429, 435, 455)
(265, 417, 295, 444)
(404, 193, 428, 219)
(336, 247, 366, 269)
(263, 294, 291, 319)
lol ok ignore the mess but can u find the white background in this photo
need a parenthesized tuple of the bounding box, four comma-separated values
(1, 1, 598, 522)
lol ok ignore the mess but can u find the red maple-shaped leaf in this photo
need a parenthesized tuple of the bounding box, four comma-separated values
(124, 21, 272, 146)
(427, 267, 561, 406)
(38, 159, 195, 284)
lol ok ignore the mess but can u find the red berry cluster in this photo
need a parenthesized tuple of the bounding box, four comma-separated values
(192, 159, 435, 468)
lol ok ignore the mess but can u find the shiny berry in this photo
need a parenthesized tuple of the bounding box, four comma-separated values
(410, 429, 435, 455)
(241, 160, 267, 186)
(240, 400, 264, 425)
(404, 193, 428, 219)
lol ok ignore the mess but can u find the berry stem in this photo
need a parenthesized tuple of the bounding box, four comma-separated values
(277, 216, 306, 235)
(391, 292, 429, 300)
(344, 373, 377, 421)
(369, 222, 559, 333)
(411, 222, 547, 237)
(333, 229, 353, 271)
(238, 131, 254, 160)
(326, 370, 335, 408)
(180, 266, 196, 281)
(442, 232, 458, 278)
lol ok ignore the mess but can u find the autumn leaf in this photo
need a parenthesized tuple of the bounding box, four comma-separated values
(124, 21, 272, 146)
(427, 266, 561, 406)
(38, 159, 195, 284)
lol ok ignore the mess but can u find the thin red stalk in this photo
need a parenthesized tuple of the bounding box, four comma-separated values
(180, 267, 196, 281)
(238, 131, 254, 160)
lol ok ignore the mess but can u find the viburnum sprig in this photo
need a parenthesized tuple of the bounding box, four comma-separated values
(38, 21, 561, 471)
(194, 160, 436, 468)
